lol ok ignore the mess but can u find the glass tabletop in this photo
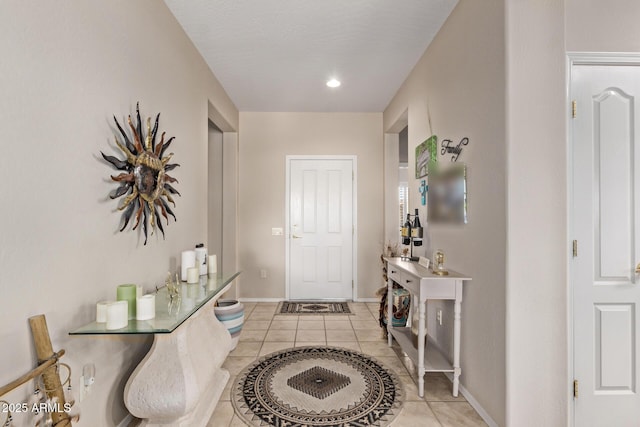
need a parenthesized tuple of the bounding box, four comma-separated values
(69, 272, 240, 335)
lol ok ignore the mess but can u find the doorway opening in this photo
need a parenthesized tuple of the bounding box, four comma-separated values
(398, 125, 409, 242)
(208, 120, 223, 269)
(384, 110, 409, 246)
(206, 101, 238, 296)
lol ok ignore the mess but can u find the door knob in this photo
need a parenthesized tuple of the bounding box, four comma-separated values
(292, 235, 302, 239)
(636, 263, 640, 274)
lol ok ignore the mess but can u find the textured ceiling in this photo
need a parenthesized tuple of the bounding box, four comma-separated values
(164, 0, 458, 112)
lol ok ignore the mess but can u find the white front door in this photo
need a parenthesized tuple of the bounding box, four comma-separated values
(288, 158, 354, 300)
(572, 62, 640, 426)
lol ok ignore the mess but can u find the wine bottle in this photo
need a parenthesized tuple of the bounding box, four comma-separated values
(402, 214, 412, 245)
(412, 209, 423, 247)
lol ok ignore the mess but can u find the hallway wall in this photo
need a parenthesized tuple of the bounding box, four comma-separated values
(237, 112, 383, 300)
(0, 1, 237, 425)
(505, 1, 567, 426)
(384, 0, 506, 424)
(566, 0, 640, 52)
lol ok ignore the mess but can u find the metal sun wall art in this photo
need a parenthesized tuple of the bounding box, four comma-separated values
(101, 103, 180, 245)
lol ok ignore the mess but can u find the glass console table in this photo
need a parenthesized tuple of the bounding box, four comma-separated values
(70, 272, 240, 335)
(70, 272, 241, 427)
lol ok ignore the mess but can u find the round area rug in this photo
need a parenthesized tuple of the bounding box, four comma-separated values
(231, 346, 403, 427)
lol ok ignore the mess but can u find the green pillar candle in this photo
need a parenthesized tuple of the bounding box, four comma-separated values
(117, 284, 137, 320)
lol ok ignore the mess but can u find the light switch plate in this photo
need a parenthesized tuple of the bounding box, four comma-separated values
(272, 227, 283, 236)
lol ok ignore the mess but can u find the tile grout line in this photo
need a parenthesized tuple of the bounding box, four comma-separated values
(219, 302, 481, 427)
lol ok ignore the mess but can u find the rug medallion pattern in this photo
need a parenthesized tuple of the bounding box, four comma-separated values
(286, 366, 351, 399)
(232, 346, 403, 427)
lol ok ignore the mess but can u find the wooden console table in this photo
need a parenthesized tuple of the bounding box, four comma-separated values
(384, 257, 470, 398)
(70, 272, 240, 426)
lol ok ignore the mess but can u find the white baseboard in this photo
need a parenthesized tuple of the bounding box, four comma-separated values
(117, 414, 134, 427)
(426, 339, 498, 427)
(354, 298, 379, 303)
(238, 298, 380, 303)
(443, 372, 498, 427)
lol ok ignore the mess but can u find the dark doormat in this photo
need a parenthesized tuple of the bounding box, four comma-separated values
(278, 301, 352, 315)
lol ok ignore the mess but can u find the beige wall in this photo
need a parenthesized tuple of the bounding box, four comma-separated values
(237, 112, 383, 300)
(384, 1, 506, 424)
(0, 1, 237, 425)
(505, 1, 567, 426)
(566, 0, 640, 52)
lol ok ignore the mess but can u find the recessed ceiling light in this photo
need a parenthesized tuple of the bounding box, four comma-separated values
(326, 78, 341, 88)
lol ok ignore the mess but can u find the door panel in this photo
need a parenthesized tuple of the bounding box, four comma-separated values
(289, 159, 353, 300)
(303, 170, 317, 233)
(594, 89, 635, 282)
(572, 64, 640, 426)
(327, 170, 342, 233)
(594, 304, 635, 392)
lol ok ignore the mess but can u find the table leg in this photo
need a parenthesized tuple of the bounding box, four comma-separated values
(418, 298, 426, 397)
(453, 289, 462, 397)
(387, 278, 393, 346)
(124, 303, 232, 425)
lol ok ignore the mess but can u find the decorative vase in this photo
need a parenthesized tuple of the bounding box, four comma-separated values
(382, 288, 411, 328)
(214, 300, 244, 350)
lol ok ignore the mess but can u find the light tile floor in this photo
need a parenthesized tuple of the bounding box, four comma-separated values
(208, 302, 488, 427)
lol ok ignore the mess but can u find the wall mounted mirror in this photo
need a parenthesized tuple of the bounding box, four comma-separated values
(428, 163, 467, 224)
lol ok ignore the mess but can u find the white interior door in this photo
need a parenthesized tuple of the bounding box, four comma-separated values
(288, 158, 354, 300)
(572, 62, 640, 426)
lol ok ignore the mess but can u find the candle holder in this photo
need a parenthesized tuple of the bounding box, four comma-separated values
(165, 272, 180, 300)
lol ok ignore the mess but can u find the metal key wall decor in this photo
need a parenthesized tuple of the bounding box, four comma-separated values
(101, 103, 180, 245)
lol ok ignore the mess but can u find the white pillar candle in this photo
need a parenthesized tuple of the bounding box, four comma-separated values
(195, 246, 207, 276)
(208, 254, 217, 275)
(136, 294, 156, 321)
(106, 301, 128, 330)
(96, 301, 110, 323)
(117, 284, 138, 319)
(181, 250, 196, 281)
(186, 267, 199, 284)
